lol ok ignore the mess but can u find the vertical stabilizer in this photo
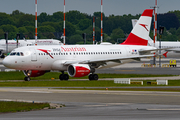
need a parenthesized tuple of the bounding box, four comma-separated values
(121, 9, 153, 46)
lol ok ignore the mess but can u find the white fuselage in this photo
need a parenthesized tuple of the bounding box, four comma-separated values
(0, 39, 62, 55)
(0, 39, 32, 54)
(3, 44, 155, 71)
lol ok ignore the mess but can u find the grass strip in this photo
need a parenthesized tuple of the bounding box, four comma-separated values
(0, 80, 180, 87)
(0, 71, 176, 80)
(58, 88, 180, 92)
(0, 101, 50, 113)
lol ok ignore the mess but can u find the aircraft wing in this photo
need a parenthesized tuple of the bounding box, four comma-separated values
(139, 48, 174, 55)
(63, 54, 155, 66)
(164, 48, 180, 53)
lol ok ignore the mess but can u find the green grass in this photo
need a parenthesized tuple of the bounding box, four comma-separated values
(0, 101, 50, 113)
(0, 71, 176, 80)
(62, 88, 180, 92)
(0, 80, 180, 87)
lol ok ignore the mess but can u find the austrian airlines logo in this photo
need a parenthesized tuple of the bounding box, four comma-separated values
(38, 49, 54, 59)
(139, 24, 149, 31)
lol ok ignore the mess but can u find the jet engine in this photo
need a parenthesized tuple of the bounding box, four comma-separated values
(67, 64, 91, 77)
(23, 70, 49, 77)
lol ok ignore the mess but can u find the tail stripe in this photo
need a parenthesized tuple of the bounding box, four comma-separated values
(121, 9, 153, 46)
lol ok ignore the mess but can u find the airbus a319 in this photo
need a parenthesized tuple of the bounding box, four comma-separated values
(3, 9, 157, 81)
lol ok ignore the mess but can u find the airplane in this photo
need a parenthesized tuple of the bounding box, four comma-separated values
(0, 39, 62, 58)
(3, 9, 157, 81)
(132, 19, 180, 58)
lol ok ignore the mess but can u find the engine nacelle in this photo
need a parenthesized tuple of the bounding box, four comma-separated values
(67, 64, 91, 77)
(23, 70, 49, 77)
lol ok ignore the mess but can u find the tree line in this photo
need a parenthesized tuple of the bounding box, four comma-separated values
(0, 9, 180, 44)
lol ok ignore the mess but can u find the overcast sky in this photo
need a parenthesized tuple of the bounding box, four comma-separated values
(0, 0, 180, 16)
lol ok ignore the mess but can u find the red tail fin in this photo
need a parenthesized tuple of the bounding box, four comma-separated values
(121, 9, 153, 46)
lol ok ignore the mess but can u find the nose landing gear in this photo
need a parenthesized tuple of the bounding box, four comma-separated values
(24, 77, 31, 81)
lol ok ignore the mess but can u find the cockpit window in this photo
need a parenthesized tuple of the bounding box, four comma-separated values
(20, 52, 24, 56)
(16, 52, 20, 56)
(9, 52, 24, 56)
(10, 52, 16, 56)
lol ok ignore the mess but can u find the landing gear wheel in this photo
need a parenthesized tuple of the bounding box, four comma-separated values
(63, 74, 69, 80)
(24, 77, 30, 81)
(59, 74, 69, 81)
(59, 74, 64, 80)
(88, 74, 93, 80)
(93, 74, 98, 80)
(88, 74, 98, 81)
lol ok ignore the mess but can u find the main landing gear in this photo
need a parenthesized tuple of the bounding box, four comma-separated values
(59, 71, 69, 81)
(24, 77, 31, 81)
(88, 74, 98, 80)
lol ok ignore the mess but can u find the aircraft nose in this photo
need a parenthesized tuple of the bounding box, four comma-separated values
(2, 57, 12, 68)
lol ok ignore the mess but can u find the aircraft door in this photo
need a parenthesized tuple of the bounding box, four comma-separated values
(30, 48, 37, 61)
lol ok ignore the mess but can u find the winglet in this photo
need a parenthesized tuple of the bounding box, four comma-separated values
(121, 9, 153, 46)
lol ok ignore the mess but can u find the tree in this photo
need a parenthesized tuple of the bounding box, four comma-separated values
(17, 14, 34, 27)
(0, 24, 18, 33)
(51, 11, 63, 22)
(110, 28, 125, 42)
(38, 12, 49, 23)
(68, 34, 83, 44)
(25, 26, 35, 33)
(0, 29, 4, 39)
(158, 13, 179, 30)
(46, 32, 55, 39)
(0, 13, 15, 26)
(59, 21, 75, 37)
(66, 10, 85, 25)
(41, 22, 62, 32)
(38, 25, 55, 33)
(18, 27, 28, 34)
(78, 19, 91, 30)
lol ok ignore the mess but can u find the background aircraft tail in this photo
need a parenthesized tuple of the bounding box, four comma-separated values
(121, 9, 153, 46)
